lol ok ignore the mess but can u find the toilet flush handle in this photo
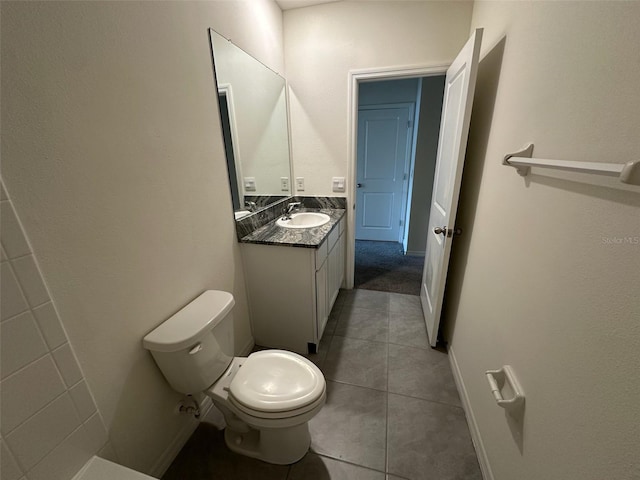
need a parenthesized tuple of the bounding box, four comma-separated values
(189, 343, 203, 355)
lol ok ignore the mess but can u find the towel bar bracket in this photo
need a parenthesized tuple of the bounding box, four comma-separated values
(503, 143, 534, 177)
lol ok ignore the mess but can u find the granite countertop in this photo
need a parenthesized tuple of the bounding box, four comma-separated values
(240, 208, 345, 248)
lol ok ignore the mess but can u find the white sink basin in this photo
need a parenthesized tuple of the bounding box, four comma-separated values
(276, 212, 330, 229)
(234, 210, 251, 220)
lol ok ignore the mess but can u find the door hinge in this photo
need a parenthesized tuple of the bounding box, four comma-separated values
(399, 219, 404, 226)
(407, 120, 412, 129)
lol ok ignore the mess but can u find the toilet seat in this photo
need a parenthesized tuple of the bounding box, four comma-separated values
(228, 350, 325, 416)
(228, 389, 326, 421)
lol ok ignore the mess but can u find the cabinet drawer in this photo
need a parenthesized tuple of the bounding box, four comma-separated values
(328, 224, 340, 251)
(315, 239, 328, 269)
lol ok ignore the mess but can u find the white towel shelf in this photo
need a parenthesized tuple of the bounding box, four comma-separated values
(503, 143, 640, 185)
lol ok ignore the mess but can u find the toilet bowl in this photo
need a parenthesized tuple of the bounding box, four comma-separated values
(143, 290, 325, 465)
(207, 352, 325, 464)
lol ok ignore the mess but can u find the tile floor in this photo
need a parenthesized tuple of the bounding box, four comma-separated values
(163, 289, 481, 480)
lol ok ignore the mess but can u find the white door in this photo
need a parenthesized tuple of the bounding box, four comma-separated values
(356, 105, 413, 241)
(421, 28, 483, 347)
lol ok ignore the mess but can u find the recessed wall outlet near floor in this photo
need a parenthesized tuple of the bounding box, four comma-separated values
(296, 177, 305, 191)
(281, 177, 289, 191)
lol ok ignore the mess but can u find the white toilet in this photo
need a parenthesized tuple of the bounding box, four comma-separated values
(142, 290, 326, 465)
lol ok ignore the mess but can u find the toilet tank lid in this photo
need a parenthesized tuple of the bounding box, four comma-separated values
(142, 290, 235, 353)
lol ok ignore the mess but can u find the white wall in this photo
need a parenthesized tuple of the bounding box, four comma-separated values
(284, 1, 474, 195)
(0, 0, 284, 476)
(445, 2, 640, 480)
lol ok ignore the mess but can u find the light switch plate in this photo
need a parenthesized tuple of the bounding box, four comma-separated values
(332, 177, 345, 192)
(296, 177, 305, 191)
(244, 177, 256, 192)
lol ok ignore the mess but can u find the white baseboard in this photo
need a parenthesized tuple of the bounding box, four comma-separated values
(405, 250, 425, 257)
(149, 409, 202, 478)
(448, 345, 494, 480)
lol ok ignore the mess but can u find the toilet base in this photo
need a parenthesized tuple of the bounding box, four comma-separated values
(224, 422, 311, 465)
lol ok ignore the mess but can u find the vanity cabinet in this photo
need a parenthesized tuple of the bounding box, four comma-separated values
(241, 217, 345, 354)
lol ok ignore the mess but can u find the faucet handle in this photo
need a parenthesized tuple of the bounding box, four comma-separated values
(283, 201, 302, 218)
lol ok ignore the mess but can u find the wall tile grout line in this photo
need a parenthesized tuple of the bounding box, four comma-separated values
(7, 255, 51, 309)
(16, 423, 85, 475)
(0, 306, 32, 323)
(4, 253, 50, 338)
(5, 251, 37, 263)
(2, 389, 69, 437)
(0, 349, 52, 382)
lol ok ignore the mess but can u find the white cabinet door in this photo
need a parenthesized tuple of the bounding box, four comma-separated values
(320, 220, 345, 340)
(316, 257, 328, 340)
(327, 230, 345, 309)
(337, 230, 345, 289)
(242, 243, 316, 353)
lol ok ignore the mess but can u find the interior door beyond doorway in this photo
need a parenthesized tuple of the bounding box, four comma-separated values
(356, 105, 413, 242)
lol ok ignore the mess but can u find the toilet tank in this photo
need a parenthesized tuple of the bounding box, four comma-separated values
(142, 290, 235, 394)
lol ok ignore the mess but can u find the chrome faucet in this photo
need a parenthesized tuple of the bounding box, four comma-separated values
(282, 202, 302, 220)
(245, 201, 257, 212)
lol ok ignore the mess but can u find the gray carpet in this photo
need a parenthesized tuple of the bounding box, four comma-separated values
(354, 240, 424, 296)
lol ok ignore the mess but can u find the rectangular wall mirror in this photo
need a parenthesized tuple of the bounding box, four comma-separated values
(208, 29, 293, 220)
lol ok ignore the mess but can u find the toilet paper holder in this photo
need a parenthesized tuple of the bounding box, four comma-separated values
(485, 365, 525, 412)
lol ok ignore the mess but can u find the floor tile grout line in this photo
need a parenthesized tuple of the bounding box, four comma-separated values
(329, 333, 390, 346)
(387, 339, 432, 351)
(313, 451, 391, 477)
(386, 389, 465, 411)
(324, 378, 389, 394)
(385, 311, 390, 476)
(325, 333, 336, 362)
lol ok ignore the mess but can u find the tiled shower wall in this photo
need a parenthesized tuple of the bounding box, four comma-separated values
(1, 181, 112, 480)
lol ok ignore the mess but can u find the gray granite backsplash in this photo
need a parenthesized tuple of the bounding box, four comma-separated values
(234, 196, 346, 240)
(243, 195, 287, 209)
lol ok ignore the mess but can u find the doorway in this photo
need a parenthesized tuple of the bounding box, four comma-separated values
(353, 75, 445, 295)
